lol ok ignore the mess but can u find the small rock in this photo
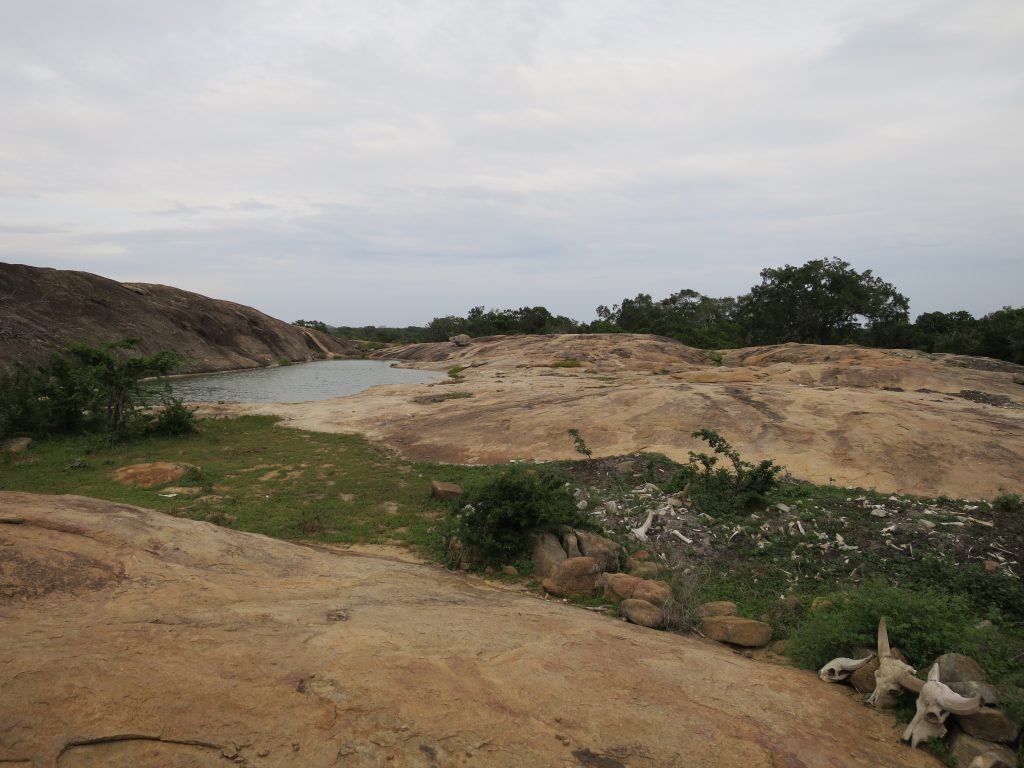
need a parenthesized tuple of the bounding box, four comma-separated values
(501, 565, 519, 576)
(667, 497, 683, 508)
(949, 731, 1017, 768)
(619, 598, 665, 629)
(574, 531, 621, 572)
(602, 573, 642, 603)
(773, 503, 791, 513)
(936, 653, 987, 683)
(809, 597, 834, 613)
(968, 751, 1014, 768)
(430, 480, 463, 501)
(542, 557, 602, 598)
(974, 619, 994, 631)
(613, 460, 636, 475)
(957, 707, 1022, 744)
(632, 579, 673, 608)
(0, 437, 31, 453)
(576, 500, 589, 511)
(701, 616, 772, 648)
(531, 532, 567, 579)
(984, 560, 1000, 572)
(700, 601, 738, 617)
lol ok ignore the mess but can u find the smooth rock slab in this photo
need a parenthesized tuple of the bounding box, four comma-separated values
(0, 491, 938, 768)
(702, 616, 773, 648)
(112, 462, 197, 488)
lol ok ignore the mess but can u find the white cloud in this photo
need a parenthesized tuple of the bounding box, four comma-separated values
(1, 0, 1021, 324)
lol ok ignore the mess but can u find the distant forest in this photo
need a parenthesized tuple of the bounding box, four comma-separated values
(295, 258, 1024, 365)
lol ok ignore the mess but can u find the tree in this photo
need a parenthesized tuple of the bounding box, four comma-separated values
(736, 258, 909, 345)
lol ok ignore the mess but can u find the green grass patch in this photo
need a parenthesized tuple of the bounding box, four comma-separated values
(551, 358, 582, 368)
(447, 365, 467, 378)
(412, 392, 473, 404)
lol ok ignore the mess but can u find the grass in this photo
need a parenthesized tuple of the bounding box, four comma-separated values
(551, 358, 582, 368)
(412, 392, 473, 404)
(0, 416, 473, 553)
(447, 365, 467, 378)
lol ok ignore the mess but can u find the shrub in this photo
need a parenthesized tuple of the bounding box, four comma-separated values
(667, 429, 780, 516)
(443, 466, 594, 568)
(786, 580, 977, 671)
(149, 396, 199, 436)
(447, 365, 467, 378)
(567, 428, 592, 457)
(992, 491, 1024, 515)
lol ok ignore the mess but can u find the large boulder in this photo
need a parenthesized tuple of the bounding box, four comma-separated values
(936, 653, 987, 683)
(602, 573, 642, 604)
(531, 532, 567, 579)
(450, 334, 472, 347)
(701, 616, 772, 648)
(949, 731, 1017, 768)
(542, 557, 602, 598)
(632, 580, 673, 608)
(430, 480, 463, 501)
(950, 681, 1000, 705)
(620, 599, 665, 629)
(575, 531, 621, 572)
(957, 707, 1022, 744)
(700, 601, 738, 618)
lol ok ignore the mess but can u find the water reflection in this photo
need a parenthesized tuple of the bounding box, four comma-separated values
(167, 360, 439, 403)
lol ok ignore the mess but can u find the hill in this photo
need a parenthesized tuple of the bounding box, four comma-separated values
(0, 262, 358, 373)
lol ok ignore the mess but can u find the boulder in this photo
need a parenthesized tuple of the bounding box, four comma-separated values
(632, 579, 673, 608)
(531, 532, 567, 579)
(112, 462, 196, 488)
(628, 560, 661, 578)
(430, 480, 463, 501)
(602, 573, 641, 604)
(949, 731, 1017, 768)
(620, 599, 664, 629)
(542, 557, 602, 598)
(936, 653, 987, 683)
(957, 707, 1022, 744)
(968, 751, 1014, 768)
(0, 437, 31, 453)
(701, 616, 772, 648)
(575, 531, 621, 572)
(950, 681, 1000, 705)
(450, 334, 472, 347)
(850, 648, 908, 695)
(700, 601, 738, 618)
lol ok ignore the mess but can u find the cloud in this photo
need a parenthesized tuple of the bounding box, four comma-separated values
(1, 0, 1021, 325)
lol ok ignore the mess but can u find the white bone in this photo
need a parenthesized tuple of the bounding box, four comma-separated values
(867, 618, 923, 708)
(903, 664, 982, 748)
(630, 509, 656, 541)
(818, 655, 873, 683)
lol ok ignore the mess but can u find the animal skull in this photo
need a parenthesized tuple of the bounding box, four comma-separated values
(903, 663, 981, 748)
(867, 618, 924, 708)
(818, 655, 874, 683)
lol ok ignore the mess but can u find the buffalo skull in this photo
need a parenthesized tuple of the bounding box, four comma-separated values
(818, 654, 874, 683)
(903, 663, 981, 748)
(867, 618, 924, 708)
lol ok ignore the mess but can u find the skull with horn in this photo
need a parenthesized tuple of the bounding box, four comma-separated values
(867, 618, 924, 708)
(818, 654, 874, 683)
(903, 663, 982, 748)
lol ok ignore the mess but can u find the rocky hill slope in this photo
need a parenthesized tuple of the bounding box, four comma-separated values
(0, 262, 358, 373)
(0, 491, 936, 768)
(200, 333, 1024, 499)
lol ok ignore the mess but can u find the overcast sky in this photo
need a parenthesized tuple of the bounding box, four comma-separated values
(1, 0, 1021, 326)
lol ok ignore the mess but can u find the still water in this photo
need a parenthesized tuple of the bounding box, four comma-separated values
(167, 360, 440, 403)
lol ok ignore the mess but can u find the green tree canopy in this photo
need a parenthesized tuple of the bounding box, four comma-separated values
(736, 258, 910, 345)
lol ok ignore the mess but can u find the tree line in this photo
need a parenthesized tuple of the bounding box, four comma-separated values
(299, 258, 1023, 364)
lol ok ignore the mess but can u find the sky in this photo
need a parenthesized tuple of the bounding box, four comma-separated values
(1, 0, 1021, 327)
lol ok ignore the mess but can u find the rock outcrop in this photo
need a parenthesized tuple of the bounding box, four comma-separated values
(193, 333, 1024, 498)
(0, 491, 938, 767)
(0, 262, 358, 374)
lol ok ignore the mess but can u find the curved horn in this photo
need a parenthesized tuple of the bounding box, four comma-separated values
(877, 617, 891, 658)
(934, 688, 982, 716)
(927, 663, 941, 682)
(836, 655, 874, 671)
(899, 672, 925, 693)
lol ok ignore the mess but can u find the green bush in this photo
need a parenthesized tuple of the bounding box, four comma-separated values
(551, 358, 582, 368)
(443, 466, 594, 568)
(787, 580, 976, 671)
(667, 429, 780, 516)
(992, 491, 1024, 515)
(149, 396, 199, 436)
(447, 365, 467, 378)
